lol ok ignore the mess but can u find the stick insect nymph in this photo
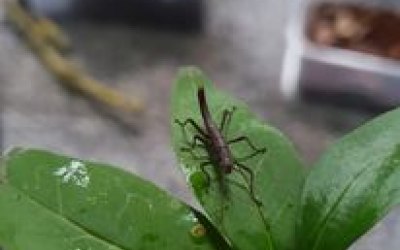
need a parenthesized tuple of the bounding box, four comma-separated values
(175, 86, 266, 205)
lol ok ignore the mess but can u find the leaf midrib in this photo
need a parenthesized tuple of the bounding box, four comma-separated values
(310, 167, 369, 250)
(8, 183, 129, 250)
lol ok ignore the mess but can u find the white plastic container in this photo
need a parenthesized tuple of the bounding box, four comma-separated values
(281, 0, 400, 109)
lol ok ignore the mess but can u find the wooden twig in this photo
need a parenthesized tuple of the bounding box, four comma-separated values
(5, 0, 144, 113)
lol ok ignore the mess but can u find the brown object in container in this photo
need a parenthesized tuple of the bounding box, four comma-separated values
(388, 43, 400, 60)
(308, 3, 400, 61)
(309, 19, 336, 46)
(334, 7, 368, 42)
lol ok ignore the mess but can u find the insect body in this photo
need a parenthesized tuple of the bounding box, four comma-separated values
(198, 88, 235, 174)
(175, 87, 266, 205)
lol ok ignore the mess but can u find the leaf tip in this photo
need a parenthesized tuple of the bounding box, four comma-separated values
(177, 66, 207, 89)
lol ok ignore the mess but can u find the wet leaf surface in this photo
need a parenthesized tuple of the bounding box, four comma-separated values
(171, 67, 306, 250)
(0, 149, 227, 250)
(298, 108, 400, 250)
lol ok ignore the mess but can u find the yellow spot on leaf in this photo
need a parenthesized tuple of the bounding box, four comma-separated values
(190, 223, 206, 238)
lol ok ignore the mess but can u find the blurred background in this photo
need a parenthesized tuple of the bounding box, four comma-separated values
(1, 0, 400, 249)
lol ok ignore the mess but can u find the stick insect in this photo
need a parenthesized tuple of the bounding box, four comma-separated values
(175, 86, 266, 205)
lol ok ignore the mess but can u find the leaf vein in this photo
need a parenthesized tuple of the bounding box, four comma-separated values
(311, 167, 369, 250)
(11, 185, 129, 250)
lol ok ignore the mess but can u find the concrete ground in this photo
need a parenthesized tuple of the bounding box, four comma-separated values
(1, 0, 399, 249)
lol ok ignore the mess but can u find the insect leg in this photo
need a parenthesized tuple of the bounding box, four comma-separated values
(220, 107, 237, 136)
(180, 134, 210, 163)
(188, 135, 208, 150)
(181, 147, 208, 161)
(228, 136, 266, 162)
(235, 148, 266, 162)
(228, 136, 266, 153)
(234, 162, 262, 206)
(175, 118, 208, 138)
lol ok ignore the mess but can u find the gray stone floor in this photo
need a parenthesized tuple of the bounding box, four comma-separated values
(1, 0, 400, 249)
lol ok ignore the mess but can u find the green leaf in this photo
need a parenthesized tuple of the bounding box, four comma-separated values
(171, 67, 306, 250)
(298, 108, 400, 250)
(0, 148, 228, 250)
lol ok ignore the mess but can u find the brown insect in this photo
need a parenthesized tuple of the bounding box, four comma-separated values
(175, 87, 266, 205)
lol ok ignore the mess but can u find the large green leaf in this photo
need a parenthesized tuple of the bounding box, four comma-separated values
(298, 108, 400, 250)
(0, 148, 228, 250)
(171, 67, 305, 250)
